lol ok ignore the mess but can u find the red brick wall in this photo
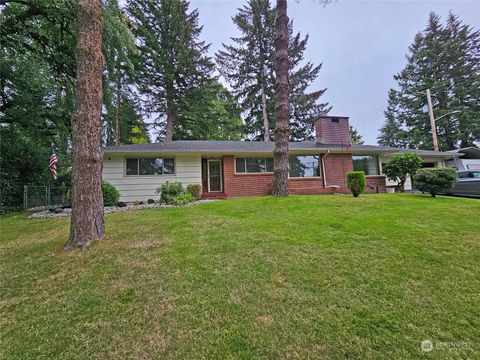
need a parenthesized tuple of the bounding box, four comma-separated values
(323, 153, 353, 191)
(315, 117, 351, 144)
(222, 154, 386, 197)
(365, 175, 386, 193)
(223, 156, 273, 196)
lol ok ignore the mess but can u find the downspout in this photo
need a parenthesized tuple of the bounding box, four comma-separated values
(321, 151, 330, 188)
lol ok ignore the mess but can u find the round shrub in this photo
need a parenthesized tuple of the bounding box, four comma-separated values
(413, 168, 457, 198)
(171, 192, 196, 206)
(102, 181, 120, 206)
(186, 184, 202, 200)
(347, 171, 366, 197)
(156, 181, 184, 204)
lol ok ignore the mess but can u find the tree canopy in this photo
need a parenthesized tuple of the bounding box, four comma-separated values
(378, 12, 480, 150)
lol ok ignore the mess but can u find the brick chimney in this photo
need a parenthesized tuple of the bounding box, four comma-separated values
(315, 116, 351, 144)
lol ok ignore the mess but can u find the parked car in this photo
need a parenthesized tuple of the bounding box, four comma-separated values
(443, 170, 480, 197)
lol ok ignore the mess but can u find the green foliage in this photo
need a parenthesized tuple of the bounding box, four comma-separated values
(378, 12, 480, 149)
(346, 171, 366, 197)
(171, 192, 197, 206)
(350, 126, 364, 145)
(102, 0, 148, 146)
(216, 0, 331, 141)
(186, 184, 202, 200)
(0, 125, 55, 213)
(383, 152, 423, 191)
(127, 0, 214, 141)
(413, 168, 457, 198)
(175, 81, 243, 140)
(0, 0, 148, 212)
(156, 181, 185, 204)
(102, 181, 120, 206)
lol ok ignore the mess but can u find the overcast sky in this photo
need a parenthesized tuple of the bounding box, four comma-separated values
(190, 0, 479, 144)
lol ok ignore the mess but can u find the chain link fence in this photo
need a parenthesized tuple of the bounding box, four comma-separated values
(24, 186, 71, 211)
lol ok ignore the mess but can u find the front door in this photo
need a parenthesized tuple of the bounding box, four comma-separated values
(208, 159, 223, 193)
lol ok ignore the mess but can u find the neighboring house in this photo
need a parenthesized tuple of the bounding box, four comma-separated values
(446, 147, 480, 171)
(103, 116, 458, 202)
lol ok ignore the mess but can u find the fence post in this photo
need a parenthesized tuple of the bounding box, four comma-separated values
(24, 185, 27, 211)
(45, 186, 49, 210)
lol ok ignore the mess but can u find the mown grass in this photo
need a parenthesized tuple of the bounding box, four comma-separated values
(1, 194, 479, 359)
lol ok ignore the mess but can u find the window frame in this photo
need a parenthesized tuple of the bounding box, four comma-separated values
(352, 155, 380, 176)
(234, 157, 274, 174)
(124, 157, 176, 177)
(288, 155, 322, 178)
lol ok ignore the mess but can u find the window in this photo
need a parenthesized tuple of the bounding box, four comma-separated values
(352, 155, 379, 175)
(126, 158, 175, 176)
(289, 156, 321, 177)
(235, 157, 273, 173)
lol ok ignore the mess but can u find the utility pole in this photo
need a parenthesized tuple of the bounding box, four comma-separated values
(426, 89, 440, 151)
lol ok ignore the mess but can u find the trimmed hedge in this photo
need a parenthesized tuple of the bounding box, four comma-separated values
(347, 171, 366, 197)
(102, 181, 120, 206)
(413, 168, 457, 198)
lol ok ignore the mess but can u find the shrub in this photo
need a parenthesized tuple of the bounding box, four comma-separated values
(347, 171, 366, 197)
(156, 181, 184, 204)
(171, 192, 197, 206)
(102, 181, 120, 206)
(382, 152, 422, 192)
(186, 184, 202, 200)
(413, 168, 457, 198)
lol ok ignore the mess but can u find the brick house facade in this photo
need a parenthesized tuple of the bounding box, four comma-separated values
(103, 116, 452, 202)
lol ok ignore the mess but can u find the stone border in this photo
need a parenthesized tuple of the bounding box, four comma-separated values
(28, 200, 218, 220)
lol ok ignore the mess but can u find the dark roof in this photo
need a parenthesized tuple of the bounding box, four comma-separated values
(447, 146, 480, 159)
(103, 140, 457, 157)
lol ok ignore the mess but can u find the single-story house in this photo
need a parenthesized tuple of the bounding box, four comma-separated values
(103, 116, 459, 202)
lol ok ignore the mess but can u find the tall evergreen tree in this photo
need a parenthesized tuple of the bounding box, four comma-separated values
(378, 12, 480, 150)
(217, 0, 330, 141)
(350, 126, 364, 145)
(175, 81, 243, 140)
(127, 0, 213, 142)
(103, 0, 144, 146)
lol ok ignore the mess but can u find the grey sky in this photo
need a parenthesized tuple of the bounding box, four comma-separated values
(190, 0, 479, 144)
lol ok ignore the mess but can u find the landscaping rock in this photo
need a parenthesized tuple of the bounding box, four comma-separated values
(28, 199, 218, 220)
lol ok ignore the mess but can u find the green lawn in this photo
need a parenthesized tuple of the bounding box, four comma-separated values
(1, 194, 479, 359)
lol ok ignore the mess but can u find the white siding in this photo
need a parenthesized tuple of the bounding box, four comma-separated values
(103, 154, 202, 202)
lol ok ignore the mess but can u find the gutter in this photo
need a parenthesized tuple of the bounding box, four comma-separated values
(321, 151, 330, 188)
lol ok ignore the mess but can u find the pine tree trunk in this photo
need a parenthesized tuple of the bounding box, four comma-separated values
(65, 0, 105, 250)
(261, 86, 270, 142)
(272, 0, 290, 197)
(260, 66, 270, 142)
(115, 64, 122, 146)
(165, 81, 174, 142)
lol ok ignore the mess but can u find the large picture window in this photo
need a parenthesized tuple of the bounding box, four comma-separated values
(289, 156, 321, 177)
(235, 157, 273, 173)
(352, 155, 379, 175)
(126, 158, 175, 176)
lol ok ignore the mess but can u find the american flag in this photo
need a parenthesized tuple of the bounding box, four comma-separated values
(49, 147, 58, 180)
